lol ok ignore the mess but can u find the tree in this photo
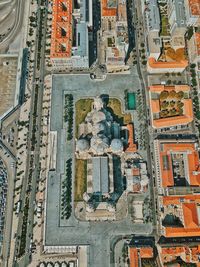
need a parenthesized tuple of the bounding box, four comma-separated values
(190, 63, 196, 69)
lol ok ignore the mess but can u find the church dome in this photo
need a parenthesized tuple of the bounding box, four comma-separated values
(76, 139, 89, 151)
(110, 139, 123, 152)
(92, 111, 106, 124)
(92, 122, 107, 135)
(90, 135, 109, 154)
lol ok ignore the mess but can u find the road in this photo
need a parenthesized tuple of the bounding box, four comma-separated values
(12, 0, 49, 266)
(0, 0, 26, 52)
(132, 0, 157, 229)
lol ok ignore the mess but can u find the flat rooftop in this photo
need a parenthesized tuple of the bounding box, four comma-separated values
(146, 0, 161, 31)
(0, 56, 18, 117)
(174, 0, 186, 27)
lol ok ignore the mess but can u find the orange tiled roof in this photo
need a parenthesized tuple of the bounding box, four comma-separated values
(130, 248, 139, 267)
(162, 195, 200, 237)
(188, 0, 200, 16)
(162, 195, 200, 206)
(161, 245, 200, 265)
(158, 142, 200, 187)
(194, 32, 200, 56)
(161, 247, 185, 255)
(165, 227, 200, 237)
(148, 57, 188, 69)
(149, 85, 190, 93)
(101, 0, 117, 17)
(151, 100, 160, 113)
(132, 168, 140, 176)
(149, 85, 193, 128)
(140, 247, 154, 258)
(182, 203, 199, 228)
(126, 123, 137, 152)
(50, 0, 72, 58)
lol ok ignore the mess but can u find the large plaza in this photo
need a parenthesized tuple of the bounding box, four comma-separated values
(44, 71, 153, 267)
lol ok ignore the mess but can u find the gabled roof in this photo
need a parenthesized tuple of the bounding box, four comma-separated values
(182, 203, 199, 228)
(148, 57, 188, 69)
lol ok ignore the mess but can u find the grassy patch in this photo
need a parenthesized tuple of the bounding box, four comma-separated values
(107, 98, 132, 124)
(75, 99, 93, 137)
(160, 15, 169, 36)
(74, 159, 87, 201)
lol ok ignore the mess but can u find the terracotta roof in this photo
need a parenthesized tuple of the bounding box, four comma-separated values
(161, 245, 200, 266)
(151, 100, 160, 113)
(130, 248, 139, 267)
(149, 85, 193, 128)
(126, 123, 137, 152)
(132, 168, 140, 176)
(50, 0, 72, 58)
(162, 195, 200, 237)
(158, 142, 200, 187)
(149, 85, 190, 93)
(140, 247, 154, 258)
(162, 195, 200, 206)
(165, 227, 200, 237)
(188, 0, 200, 16)
(148, 57, 188, 69)
(182, 203, 199, 228)
(129, 247, 153, 267)
(161, 247, 185, 255)
(101, 0, 117, 17)
(194, 32, 200, 56)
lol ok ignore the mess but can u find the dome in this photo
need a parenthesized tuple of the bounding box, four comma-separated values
(47, 263, 53, 267)
(92, 111, 106, 124)
(110, 139, 123, 152)
(39, 263, 46, 267)
(76, 139, 89, 151)
(92, 122, 107, 135)
(61, 263, 67, 267)
(90, 135, 109, 154)
(54, 263, 60, 267)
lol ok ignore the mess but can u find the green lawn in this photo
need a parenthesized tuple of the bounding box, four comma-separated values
(160, 16, 169, 36)
(75, 99, 93, 137)
(74, 159, 87, 201)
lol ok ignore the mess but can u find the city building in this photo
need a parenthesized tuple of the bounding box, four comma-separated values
(154, 138, 200, 189)
(149, 85, 193, 129)
(147, 57, 188, 73)
(145, 0, 188, 73)
(145, 0, 162, 60)
(125, 161, 149, 193)
(159, 195, 200, 237)
(128, 241, 154, 267)
(184, 0, 200, 26)
(50, 0, 93, 69)
(188, 32, 200, 63)
(159, 245, 200, 266)
(99, 0, 129, 71)
(167, 0, 187, 37)
(75, 96, 149, 217)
